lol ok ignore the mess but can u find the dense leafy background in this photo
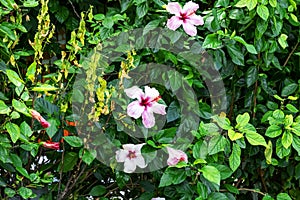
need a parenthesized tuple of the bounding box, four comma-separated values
(0, 0, 300, 199)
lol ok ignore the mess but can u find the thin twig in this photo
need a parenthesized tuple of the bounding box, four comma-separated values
(220, 188, 266, 196)
(68, 0, 80, 19)
(283, 41, 299, 67)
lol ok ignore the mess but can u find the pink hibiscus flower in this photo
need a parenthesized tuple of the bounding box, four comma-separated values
(166, 1, 204, 36)
(125, 86, 167, 128)
(30, 109, 51, 128)
(42, 141, 60, 150)
(166, 147, 188, 166)
(115, 143, 147, 173)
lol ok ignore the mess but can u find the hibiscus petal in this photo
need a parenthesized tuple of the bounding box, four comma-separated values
(124, 158, 137, 173)
(144, 86, 160, 100)
(115, 149, 128, 162)
(167, 16, 183, 31)
(122, 144, 135, 151)
(127, 101, 144, 119)
(124, 86, 144, 100)
(166, 2, 182, 15)
(182, 1, 199, 14)
(182, 21, 197, 36)
(142, 110, 155, 128)
(151, 102, 167, 115)
(188, 14, 204, 26)
(134, 155, 147, 168)
(166, 147, 188, 166)
(134, 143, 145, 152)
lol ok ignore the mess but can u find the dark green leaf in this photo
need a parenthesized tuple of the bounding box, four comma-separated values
(81, 149, 97, 165)
(61, 152, 78, 172)
(18, 187, 33, 199)
(55, 6, 69, 23)
(281, 83, 298, 97)
(89, 185, 106, 196)
(245, 66, 258, 87)
(64, 136, 83, 147)
(208, 135, 228, 155)
(226, 44, 244, 66)
(136, 2, 148, 18)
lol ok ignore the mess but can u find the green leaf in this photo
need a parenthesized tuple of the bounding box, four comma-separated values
(264, 140, 273, 164)
(224, 184, 239, 194)
(0, 100, 11, 114)
(136, 2, 148, 18)
(4, 188, 16, 198)
(16, 166, 30, 179)
(201, 165, 221, 185)
(11, 154, 22, 167)
(20, 122, 33, 137)
(64, 136, 83, 147)
(245, 131, 267, 147)
(235, 112, 250, 129)
(276, 138, 291, 159)
(18, 187, 33, 199)
(269, 0, 277, 7)
(159, 168, 186, 187)
(168, 70, 182, 91)
(277, 193, 292, 200)
(208, 135, 228, 155)
(208, 192, 228, 200)
(81, 149, 97, 165)
(0, 24, 16, 40)
(229, 143, 241, 172)
(5, 122, 20, 143)
(203, 34, 222, 49)
(143, 20, 161, 35)
(226, 43, 244, 66)
(292, 136, 300, 156)
(102, 17, 114, 29)
(46, 118, 58, 138)
(6, 69, 24, 87)
(211, 115, 232, 130)
(26, 62, 36, 83)
(0, 0, 15, 10)
(228, 129, 244, 141)
(263, 194, 275, 200)
(257, 5, 269, 21)
(278, 34, 288, 49)
(89, 185, 106, 196)
(245, 66, 258, 87)
(166, 101, 180, 123)
(281, 83, 298, 97)
(55, 6, 69, 23)
(265, 125, 282, 138)
(23, 0, 39, 7)
(31, 84, 58, 92)
(61, 152, 78, 172)
(233, 36, 257, 54)
(281, 131, 293, 149)
(246, 0, 257, 10)
(273, 109, 284, 119)
(286, 104, 299, 113)
(12, 99, 30, 116)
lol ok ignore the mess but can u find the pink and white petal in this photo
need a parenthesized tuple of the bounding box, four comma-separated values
(124, 159, 137, 173)
(127, 101, 144, 119)
(151, 103, 167, 115)
(134, 156, 147, 168)
(144, 86, 160, 100)
(124, 86, 144, 100)
(167, 16, 183, 31)
(115, 149, 128, 162)
(167, 157, 179, 166)
(182, 22, 197, 36)
(142, 110, 155, 128)
(122, 144, 136, 151)
(134, 143, 145, 152)
(182, 1, 199, 14)
(188, 14, 204, 25)
(166, 2, 182, 15)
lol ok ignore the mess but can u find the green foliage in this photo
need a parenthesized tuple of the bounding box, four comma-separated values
(0, 0, 300, 199)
